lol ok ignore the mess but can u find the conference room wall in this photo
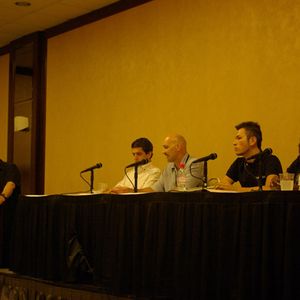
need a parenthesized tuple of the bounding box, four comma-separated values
(0, 54, 9, 161)
(45, 0, 300, 194)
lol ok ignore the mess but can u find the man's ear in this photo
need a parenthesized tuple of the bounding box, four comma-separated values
(249, 136, 257, 146)
(146, 152, 153, 159)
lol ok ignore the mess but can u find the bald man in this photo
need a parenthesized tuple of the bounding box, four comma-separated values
(144, 134, 204, 192)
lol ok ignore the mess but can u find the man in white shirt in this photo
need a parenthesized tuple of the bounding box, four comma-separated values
(111, 138, 161, 193)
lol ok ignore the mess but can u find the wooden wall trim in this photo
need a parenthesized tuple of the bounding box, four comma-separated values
(0, 0, 152, 53)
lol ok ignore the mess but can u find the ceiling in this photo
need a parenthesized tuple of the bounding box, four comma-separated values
(0, 0, 120, 48)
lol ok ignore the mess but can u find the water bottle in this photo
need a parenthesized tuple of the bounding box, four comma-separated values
(177, 162, 187, 191)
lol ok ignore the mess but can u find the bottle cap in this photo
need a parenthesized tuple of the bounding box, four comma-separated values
(179, 162, 185, 169)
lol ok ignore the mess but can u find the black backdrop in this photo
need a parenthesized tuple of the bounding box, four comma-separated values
(10, 191, 300, 300)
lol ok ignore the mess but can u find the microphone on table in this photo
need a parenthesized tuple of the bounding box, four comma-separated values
(80, 163, 102, 173)
(125, 159, 149, 169)
(192, 153, 218, 164)
(246, 148, 272, 161)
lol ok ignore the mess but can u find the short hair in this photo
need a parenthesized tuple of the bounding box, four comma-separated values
(235, 121, 262, 150)
(131, 137, 153, 154)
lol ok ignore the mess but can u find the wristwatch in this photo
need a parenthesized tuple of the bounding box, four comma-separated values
(0, 193, 8, 201)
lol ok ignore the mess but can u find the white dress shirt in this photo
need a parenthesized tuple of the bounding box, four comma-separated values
(115, 162, 161, 189)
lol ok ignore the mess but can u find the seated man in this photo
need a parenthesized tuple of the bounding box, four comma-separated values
(0, 158, 21, 267)
(287, 142, 300, 174)
(217, 121, 282, 191)
(142, 133, 204, 192)
(111, 138, 161, 193)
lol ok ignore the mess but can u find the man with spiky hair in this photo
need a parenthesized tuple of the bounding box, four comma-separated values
(217, 121, 282, 191)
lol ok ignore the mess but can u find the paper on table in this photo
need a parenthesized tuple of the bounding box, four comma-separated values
(116, 191, 154, 195)
(205, 188, 240, 193)
(25, 194, 49, 197)
(169, 187, 203, 192)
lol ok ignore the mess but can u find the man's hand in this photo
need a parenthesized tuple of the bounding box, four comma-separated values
(269, 175, 280, 190)
(0, 194, 6, 205)
(215, 183, 237, 191)
(110, 186, 134, 194)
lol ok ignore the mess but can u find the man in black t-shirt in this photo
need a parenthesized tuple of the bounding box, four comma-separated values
(0, 159, 21, 267)
(217, 122, 282, 191)
(0, 159, 21, 205)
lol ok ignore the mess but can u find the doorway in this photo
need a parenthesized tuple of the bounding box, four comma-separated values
(8, 33, 46, 194)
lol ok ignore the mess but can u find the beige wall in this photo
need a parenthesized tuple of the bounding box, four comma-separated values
(45, 0, 300, 194)
(0, 54, 9, 160)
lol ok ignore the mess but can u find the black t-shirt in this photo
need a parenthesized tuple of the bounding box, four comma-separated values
(226, 155, 282, 187)
(287, 155, 300, 174)
(0, 160, 21, 267)
(0, 159, 21, 197)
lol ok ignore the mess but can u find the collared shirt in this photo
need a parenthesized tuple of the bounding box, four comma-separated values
(115, 162, 161, 189)
(151, 153, 204, 192)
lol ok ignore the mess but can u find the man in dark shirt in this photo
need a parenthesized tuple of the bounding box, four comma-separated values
(287, 143, 300, 174)
(217, 122, 282, 191)
(0, 159, 21, 267)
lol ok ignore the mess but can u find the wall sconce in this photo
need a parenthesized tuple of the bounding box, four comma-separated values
(14, 116, 29, 132)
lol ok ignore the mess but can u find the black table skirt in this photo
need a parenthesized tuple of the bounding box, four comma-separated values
(9, 191, 300, 300)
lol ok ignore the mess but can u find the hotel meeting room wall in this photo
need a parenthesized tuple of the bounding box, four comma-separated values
(0, 54, 9, 161)
(45, 0, 300, 194)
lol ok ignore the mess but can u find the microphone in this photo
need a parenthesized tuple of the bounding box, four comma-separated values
(80, 163, 102, 173)
(246, 148, 272, 161)
(125, 159, 148, 168)
(192, 153, 218, 164)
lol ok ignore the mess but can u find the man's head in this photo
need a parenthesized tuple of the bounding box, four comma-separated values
(131, 138, 153, 162)
(233, 122, 262, 158)
(162, 134, 187, 164)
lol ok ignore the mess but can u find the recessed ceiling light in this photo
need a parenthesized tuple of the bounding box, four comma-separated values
(15, 1, 31, 6)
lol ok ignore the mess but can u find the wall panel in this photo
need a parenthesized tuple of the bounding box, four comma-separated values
(46, 0, 300, 193)
(0, 54, 9, 160)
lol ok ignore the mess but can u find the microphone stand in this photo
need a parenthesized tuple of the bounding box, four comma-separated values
(203, 161, 208, 188)
(257, 158, 263, 191)
(90, 170, 94, 193)
(134, 165, 138, 193)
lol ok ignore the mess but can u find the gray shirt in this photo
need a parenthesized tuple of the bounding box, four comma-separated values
(151, 153, 204, 192)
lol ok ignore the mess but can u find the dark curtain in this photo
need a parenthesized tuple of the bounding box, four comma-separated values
(0, 195, 18, 267)
(10, 191, 300, 300)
